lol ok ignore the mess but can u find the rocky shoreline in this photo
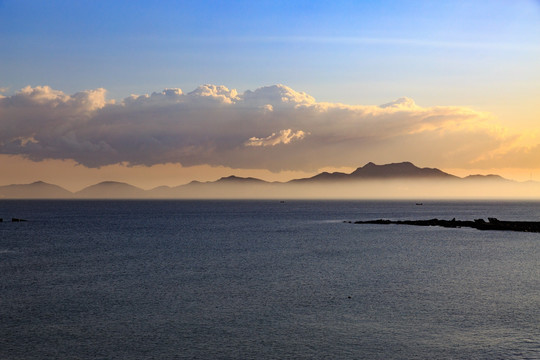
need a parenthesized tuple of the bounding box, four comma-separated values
(347, 217, 540, 233)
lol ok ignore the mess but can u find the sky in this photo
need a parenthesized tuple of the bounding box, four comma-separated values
(1, 0, 539, 191)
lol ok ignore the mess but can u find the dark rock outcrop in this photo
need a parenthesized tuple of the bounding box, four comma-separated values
(351, 217, 540, 233)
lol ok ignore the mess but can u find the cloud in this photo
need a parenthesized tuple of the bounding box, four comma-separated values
(379, 97, 419, 110)
(0, 83, 520, 171)
(229, 35, 539, 52)
(245, 129, 307, 147)
(469, 142, 540, 169)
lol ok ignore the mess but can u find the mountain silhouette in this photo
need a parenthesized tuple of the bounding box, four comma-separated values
(0, 181, 72, 198)
(290, 162, 458, 183)
(463, 174, 509, 182)
(215, 175, 269, 184)
(75, 181, 146, 198)
(350, 162, 457, 179)
(0, 162, 534, 199)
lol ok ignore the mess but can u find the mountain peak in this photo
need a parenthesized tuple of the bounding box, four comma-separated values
(358, 161, 415, 170)
(0, 181, 72, 198)
(94, 181, 133, 186)
(30, 180, 47, 185)
(216, 175, 267, 184)
(464, 174, 508, 182)
(350, 161, 455, 179)
(76, 181, 144, 198)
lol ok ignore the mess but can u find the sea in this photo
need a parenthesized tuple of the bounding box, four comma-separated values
(0, 200, 539, 359)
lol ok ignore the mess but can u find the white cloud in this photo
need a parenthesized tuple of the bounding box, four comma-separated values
(245, 129, 307, 147)
(379, 97, 418, 110)
(242, 84, 315, 106)
(0, 83, 520, 171)
(261, 104, 273, 113)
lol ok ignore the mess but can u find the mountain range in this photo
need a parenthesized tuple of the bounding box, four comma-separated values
(0, 162, 534, 199)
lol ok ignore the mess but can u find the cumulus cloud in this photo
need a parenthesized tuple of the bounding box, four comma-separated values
(0, 83, 519, 171)
(245, 129, 307, 147)
(379, 97, 419, 110)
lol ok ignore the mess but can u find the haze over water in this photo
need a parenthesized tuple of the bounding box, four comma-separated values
(1, 200, 539, 359)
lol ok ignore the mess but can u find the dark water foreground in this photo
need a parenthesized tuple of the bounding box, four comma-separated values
(1, 200, 539, 359)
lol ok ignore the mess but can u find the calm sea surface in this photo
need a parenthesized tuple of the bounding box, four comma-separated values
(1, 200, 539, 359)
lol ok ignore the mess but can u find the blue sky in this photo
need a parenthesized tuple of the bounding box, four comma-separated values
(2, 0, 538, 106)
(1, 0, 540, 188)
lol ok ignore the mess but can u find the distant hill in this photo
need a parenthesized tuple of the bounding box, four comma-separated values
(290, 162, 458, 183)
(215, 175, 269, 184)
(147, 175, 275, 199)
(0, 162, 536, 199)
(0, 181, 72, 198)
(75, 181, 146, 199)
(350, 162, 457, 179)
(463, 174, 509, 182)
